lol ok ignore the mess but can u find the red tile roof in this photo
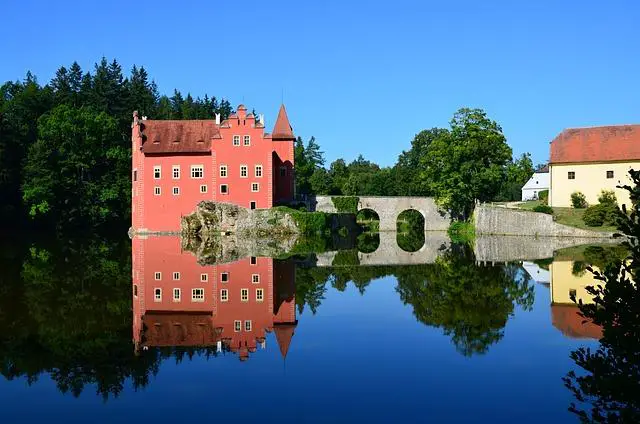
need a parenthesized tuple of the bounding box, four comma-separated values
(551, 305, 602, 340)
(272, 104, 295, 141)
(141, 120, 219, 154)
(550, 125, 640, 164)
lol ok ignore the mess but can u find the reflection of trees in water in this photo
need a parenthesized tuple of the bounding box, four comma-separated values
(563, 171, 640, 422)
(395, 246, 534, 356)
(396, 210, 425, 252)
(356, 232, 379, 253)
(0, 236, 160, 400)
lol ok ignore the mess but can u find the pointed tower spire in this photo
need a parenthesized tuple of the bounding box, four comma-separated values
(274, 324, 296, 359)
(272, 104, 295, 140)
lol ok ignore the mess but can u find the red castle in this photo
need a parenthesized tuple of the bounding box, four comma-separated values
(131, 104, 296, 233)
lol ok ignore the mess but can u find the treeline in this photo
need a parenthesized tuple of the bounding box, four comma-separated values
(295, 108, 541, 218)
(0, 57, 233, 232)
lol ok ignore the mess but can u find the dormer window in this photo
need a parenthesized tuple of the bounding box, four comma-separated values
(153, 140, 160, 144)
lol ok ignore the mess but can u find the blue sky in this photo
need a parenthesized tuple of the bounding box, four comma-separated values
(2, 0, 639, 167)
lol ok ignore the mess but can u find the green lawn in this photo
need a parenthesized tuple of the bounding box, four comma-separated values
(514, 202, 616, 233)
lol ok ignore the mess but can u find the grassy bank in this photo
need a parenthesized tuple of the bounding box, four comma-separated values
(515, 201, 616, 233)
(448, 220, 475, 244)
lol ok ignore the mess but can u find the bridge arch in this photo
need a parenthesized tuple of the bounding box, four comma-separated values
(396, 209, 425, 252)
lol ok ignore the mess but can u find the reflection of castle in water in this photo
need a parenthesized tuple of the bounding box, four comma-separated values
(132, 237, 297, 361)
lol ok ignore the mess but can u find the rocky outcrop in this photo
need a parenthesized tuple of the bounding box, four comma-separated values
(181, 201, 299, 237)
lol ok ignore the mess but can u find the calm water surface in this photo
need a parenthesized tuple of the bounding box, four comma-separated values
(0, 235, 607, 423)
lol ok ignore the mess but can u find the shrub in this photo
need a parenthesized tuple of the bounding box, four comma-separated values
(571, 192, 588, 209)
(532, 204, 553, 214)
(598, 190, 617, 206)
(331, 196, 359, 214)
(582, 204, 606, 226)
(538, 190, 549, 205)
(448, 221, 475, 244)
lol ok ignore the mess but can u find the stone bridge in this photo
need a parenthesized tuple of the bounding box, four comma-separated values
(312, 196, 450, 232)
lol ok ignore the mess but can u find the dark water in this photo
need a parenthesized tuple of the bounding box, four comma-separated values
(0, 235, 617, 423)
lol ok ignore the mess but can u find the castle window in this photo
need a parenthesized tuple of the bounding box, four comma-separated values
(245, 320, 252, 331)
(201, 273, 208, 282)
(233, 135, 240, 146)
(173, 187, 180, 195)
(133, 169, 137, 182)
(221, 272, 229, 282)
(244, 135, 250, 146)
(241, 288, 249, 302)
(234, 320, 241, 332)
(607, 170, 614, 179)
(200, 185, 207, 193)
(256, 288, 264, 302)
(240, 165, 248, 178)
(133, 285, 138, 297)
(569, 289, 577, 299)
(251, 182, 259, 192)
(568, 171, 575, 180)
(154, 272, 162, 280)
(154, 166, 161, 179)
(154, 288, 162, 302)
(252, 274, 260, 284)
(192, 288, 205, 302)
(250, 256, 257, 265)
(280, 166, 287, 177)
(173, 272, 180, 281)
(173, 288, 181, 301)
(154, 186, 161, 195)
(220, 289, 229, 302)
(172, 165, 180, 179)
(191, 165, 204, 179)
(220, 165, 228, 178)
(250, 201, 256, 210)
(255, 165, 263, 177)
(220, 184, 228, 194)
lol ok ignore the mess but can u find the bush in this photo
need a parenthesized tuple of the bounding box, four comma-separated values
(331, 196, 359, 214)
(538, 190, 549, 205)
(571, 192, 588, 209)
(532, 204, 553, 214)
(582, 203, 621, 227)
(598, 190, 617, 206)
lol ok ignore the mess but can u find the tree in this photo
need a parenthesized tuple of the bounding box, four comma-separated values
(294, 136, 325, 195)
(394, 128, 448, 196)
(420, 108, 512, 218)
(497, 153, 535, 201)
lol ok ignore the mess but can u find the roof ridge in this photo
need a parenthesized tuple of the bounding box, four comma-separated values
(562, 123, 640, 131)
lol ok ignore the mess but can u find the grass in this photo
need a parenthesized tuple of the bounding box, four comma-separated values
(448, 220, 475, 244)
(513, 202, 616, 233)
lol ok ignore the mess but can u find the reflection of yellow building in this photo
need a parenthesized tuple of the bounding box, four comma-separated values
(549, 260, 602, 339)
(548, 125, 640, 208)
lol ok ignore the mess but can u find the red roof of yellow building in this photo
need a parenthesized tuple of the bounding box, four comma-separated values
(550, 124, 640, 164)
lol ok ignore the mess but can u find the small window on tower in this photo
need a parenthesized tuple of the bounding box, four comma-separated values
(133, 169, 137, 182)
(280, 166, 287, 177)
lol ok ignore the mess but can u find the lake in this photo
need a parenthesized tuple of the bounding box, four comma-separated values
(0, 233, 621, 423)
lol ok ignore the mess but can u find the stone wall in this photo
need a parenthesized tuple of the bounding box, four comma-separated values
(474, 204, 613, 238)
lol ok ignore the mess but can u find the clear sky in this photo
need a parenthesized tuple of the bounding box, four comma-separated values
(2, 0, 639, 167)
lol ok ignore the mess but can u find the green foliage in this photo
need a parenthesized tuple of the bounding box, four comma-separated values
(532, 204, 554, 215)
(533, 257, 554, 270)
(448, 220, 476, 244)
(356, 232, 380, 253)
(496, 153, 535, 201)
(539, 189, 549, 204)
(332, 250, 360, 266)
(571, 191, 588, 209)
(598, 189, 617, 205)
(583, 203, 621, 227)
(294, 136, 325, 195)
(563, 169, 640, 421)
(396, 210, 425, 252)
(331, 196, 359, 213)
(420, 108, 512, 218)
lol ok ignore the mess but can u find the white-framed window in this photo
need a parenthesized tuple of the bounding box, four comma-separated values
(251, 182, 259, 192)
(220, 165, 227, 178)
(256, 288, 264, 302)
(201, 273, 208, 282)
(240, 165, 248, 178)
(220, 272, 229, 282)
(154, 288, 162, 302)
(154, 272, 162, 280)
(172, 165, 180, 179)
(234, 320, 241, 332)
(252, 274, 260, 284)
(220, 289, 229, 302)
(250, 256, 257, 265)
(280, 166, 287, 177)
(192, 288, 205, 302)
(173, 186, 180, 195)
(255, 165, 263, 177)
(173, 288, 181, 301)
(220, 184, 228, 194)
(241, 288, 249, 302)
(245, 320, 252, 331)
(154, 186, 161, 196)
(200, 185, 207, 193)
(173, 272, 180, 280)
(233, 135, 240, 146)
(191, 165, 204, 179)
(243, 135, 250, 146)
(154, 166, 161, 179)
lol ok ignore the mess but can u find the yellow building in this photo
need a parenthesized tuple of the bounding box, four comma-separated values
(548, 125, 640, 208)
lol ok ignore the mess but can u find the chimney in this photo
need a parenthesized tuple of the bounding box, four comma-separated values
(215, 113, 221, 125)
(259, 113, 264, 126)
(132, 110, 139, 128)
